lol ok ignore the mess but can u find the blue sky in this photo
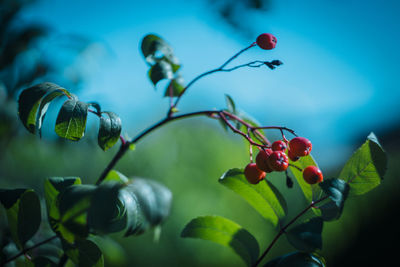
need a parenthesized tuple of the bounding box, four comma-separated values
(22, 0, 400, 167)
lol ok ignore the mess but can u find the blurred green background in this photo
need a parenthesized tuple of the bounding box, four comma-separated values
(1, 0, 400, 266)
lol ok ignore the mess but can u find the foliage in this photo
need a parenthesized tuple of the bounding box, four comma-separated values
(0, 31, 388, 267)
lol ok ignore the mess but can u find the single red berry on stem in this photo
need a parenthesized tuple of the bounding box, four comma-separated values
(272, 140, 287, 152)
(289, 137, 312, 157)
(244, 163, 266, 184)
(256, 149, 273, 172)
(267, 151, 289, 172)
(302, 166, 323, 184)
(256, 33, 277, 50)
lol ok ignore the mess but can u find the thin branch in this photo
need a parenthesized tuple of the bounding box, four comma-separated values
(253, 196, 329, 267)
(3, 235, 58, 264)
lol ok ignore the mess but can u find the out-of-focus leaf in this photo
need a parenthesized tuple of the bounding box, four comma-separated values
(225, 94, 236, 114)
(55, 97, 89, 141)
(339, 132, 387, 196)
(122, 178, 172, 236)
(148, 60, 174, 87)
(0, 189, 41, 248)
(55, 185, 95, 243)
(318, 178, 349, 221)
(219, 168, 286, 227)
(141, 34, 180, 71)
(98, 111, 122, 151)
(264, 252, 326, 267)
(64, 239, 104, 267)
(286, 218, 323, 252)
(102, 170, 129, 184)
(164, 75, 185, 97)
(181, 215, 259, 266)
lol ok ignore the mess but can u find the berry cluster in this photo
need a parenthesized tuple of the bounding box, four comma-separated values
(244, 137, 323, 185)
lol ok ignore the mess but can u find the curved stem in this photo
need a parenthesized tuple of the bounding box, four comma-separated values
(3, 235, 58, 264)
(253, 196, 329, 267)
(168, 43, 256, 116)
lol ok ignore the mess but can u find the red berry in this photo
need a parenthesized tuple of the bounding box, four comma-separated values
(256, 149, 273, 172)
(302, 166, 323, 184)
(256, 33, 277, 50)
(289, 137, 312, 157)
(272, 140, 287, 152)
(288, 149, 300, 162)
(267, 151, 289, 172)
(244, 163, 266, 184)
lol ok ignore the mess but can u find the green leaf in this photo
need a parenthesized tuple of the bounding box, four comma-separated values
(225, 94, 236, 114)
(36, 87, 72, 137)
(55, 97, 89, 141)
(64, 239, 104, 267)
(318, 178, 349, 221)
(141, 34, 180, 71)
(33, 257, 57, 267)
(87, 182, 126, 234)
(339, 132, 387, 196)
(0, 189, 41, 248)
(18, 82, 70, 134)
(286, 218, 323, 252)
(264, 252, 326, 267)
(181, 215, 259, 267)
(288, 155, 323, 209)
(148, 60, 174, 87)
(219, 168, 287, 227)
(88, 102, 101, 115)
(122, 178, 172, 236)
(98, 111, 122, 151)
(55, 185, 95, 243)
(102, 170, 129, 184)
(164, 75, 185, 97)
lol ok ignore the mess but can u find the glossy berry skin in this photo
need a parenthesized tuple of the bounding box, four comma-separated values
(288, 149, 300, 162)
(272, 140, 287, 152)
(267, 151, 289, 172)
(289, 137, 312, 157)
(244, 163, 266, 184)
(256, 33, 277, 50)
(302, 166, 323, 184)
(256, 149, 273, 172)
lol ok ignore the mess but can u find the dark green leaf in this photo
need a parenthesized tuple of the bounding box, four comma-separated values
(181, 215, 259, 267)
(219, 168, 287, 227)
(148, 60, 174, 87)
(18, 82, 69, 134)
(0, 189, 41, 248)
(36, 87, 72, 137)
(318, 178, 349, 221)
(17, 190, 41, 247)
(55, 97, 89, 141)
(64, 239, 104, 267)
(141, 34, 180, 71)
(87, 182, 126, 234)
(122, 178, 172, 236)
(339, 132, 387, 196)
(286, 218, 323, 252)
(88, 102, 101, 115)
(98, 111, 122, 151)
(264, 252, 325, 267)
(164, 75, 185, 97)
(33, 257, 57, 267)
(55, 185, 95, 243)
